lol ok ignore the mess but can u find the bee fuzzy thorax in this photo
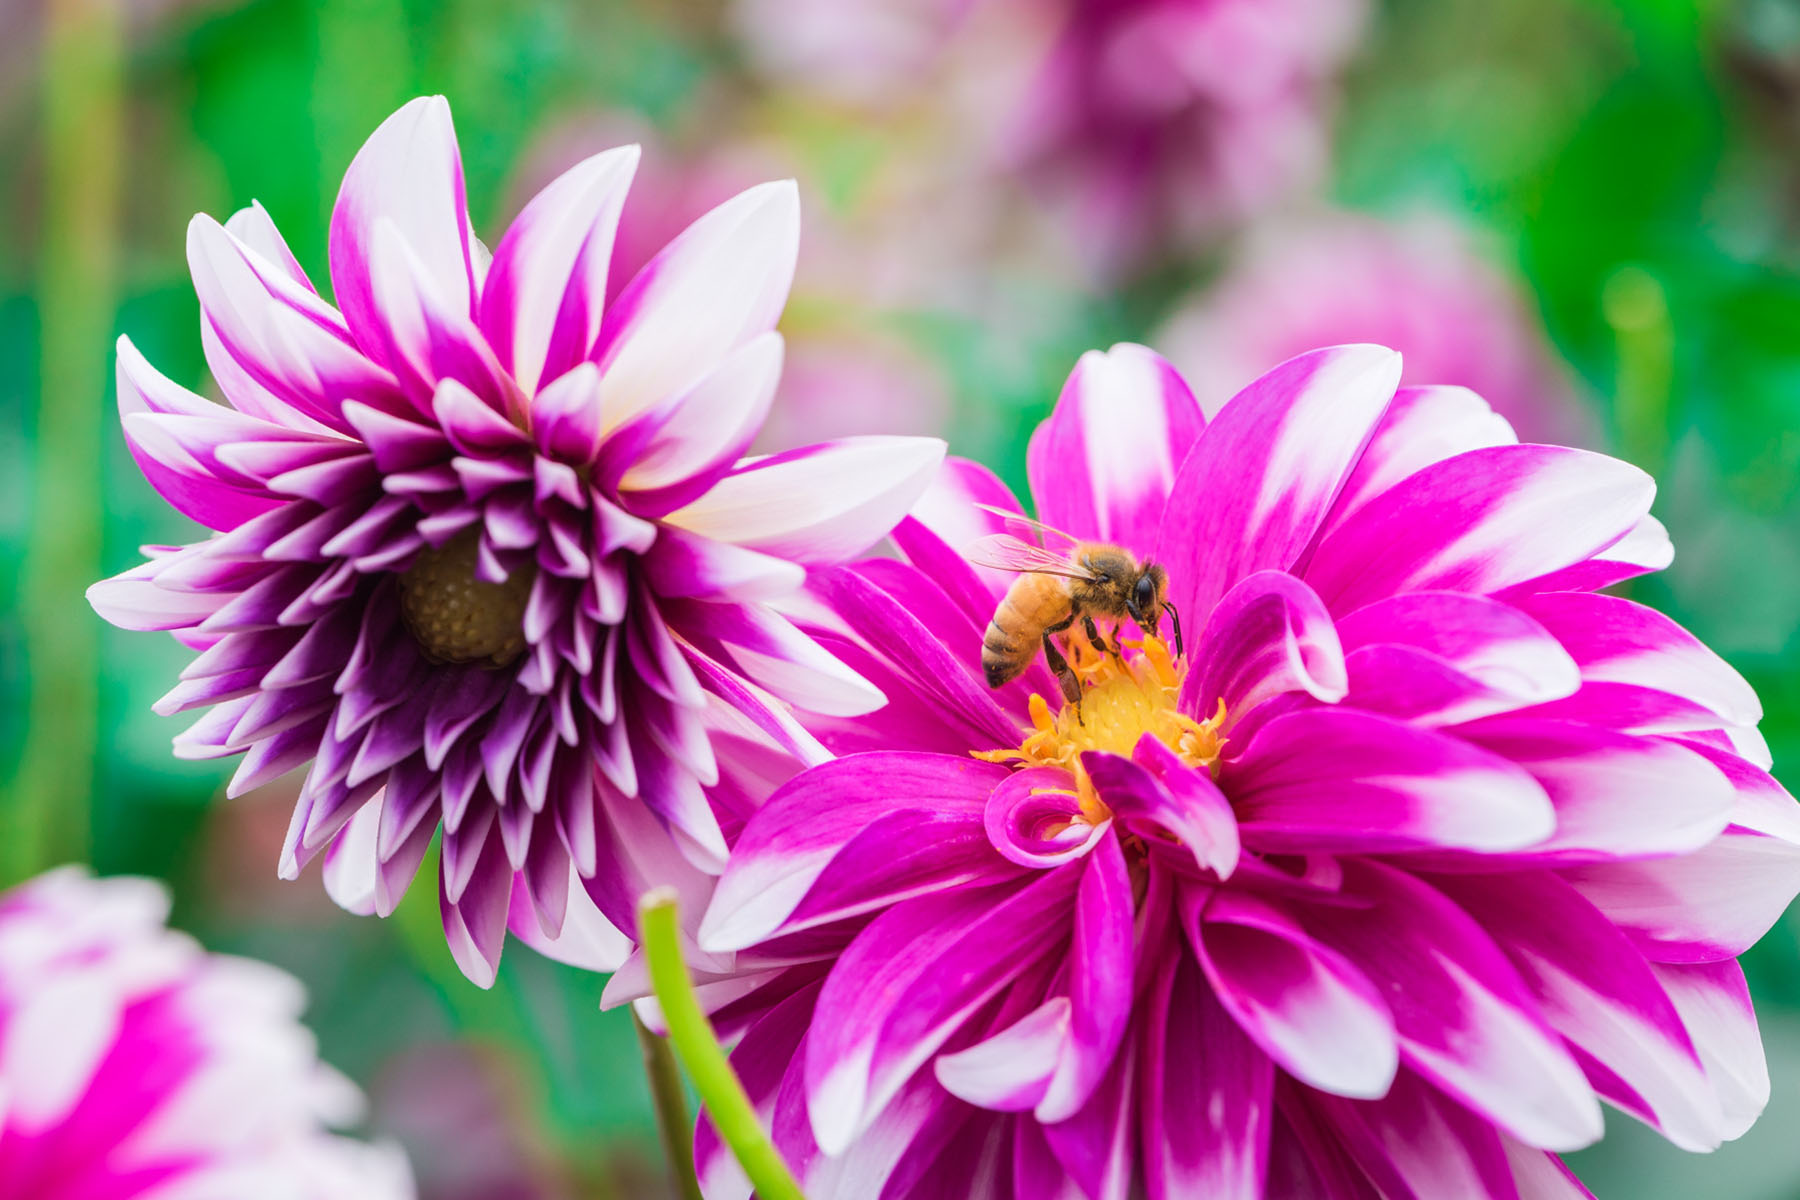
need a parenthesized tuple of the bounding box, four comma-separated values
(975, 633, 1225, 823)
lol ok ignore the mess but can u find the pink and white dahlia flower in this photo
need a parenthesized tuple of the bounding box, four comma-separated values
(687, 343, 1799, 1197)
(1162, 211, 1587, 444)
(0, 867, 411, 1200)
(88, 95, 944, 985)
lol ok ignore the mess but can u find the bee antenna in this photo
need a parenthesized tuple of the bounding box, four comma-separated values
(1162, 601, 1184, 660)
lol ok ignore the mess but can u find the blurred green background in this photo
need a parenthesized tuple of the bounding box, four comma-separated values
(6, 0, 1800, 1194)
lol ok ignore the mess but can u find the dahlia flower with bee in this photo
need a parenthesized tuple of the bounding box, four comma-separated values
(680, 343, 1800, 1197)
(0, 868, 412, 1199)
(88, 95, 945, 985)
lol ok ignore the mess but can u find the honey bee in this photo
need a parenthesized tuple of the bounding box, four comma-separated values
(965, 509, 1183, 709)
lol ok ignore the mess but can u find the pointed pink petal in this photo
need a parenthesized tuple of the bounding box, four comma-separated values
(1155, 344, 1401, 619)
(1304, 445, 1655, 614)
(1027, 343, 1204, 554)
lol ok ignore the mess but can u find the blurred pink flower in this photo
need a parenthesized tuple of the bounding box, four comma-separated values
(991, 0, 1367, 277)
(1161, 212, 1589, 443)
(730, 0, 974, 106)
(0, 867, 412, 1199)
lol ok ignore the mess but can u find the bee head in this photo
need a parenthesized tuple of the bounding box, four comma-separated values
(1125, 563, 1166, 630)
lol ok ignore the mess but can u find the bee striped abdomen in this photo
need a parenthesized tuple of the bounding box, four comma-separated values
(982, 575, 1071, 688)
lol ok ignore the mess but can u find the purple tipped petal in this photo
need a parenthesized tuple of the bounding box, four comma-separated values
(594, 180, 799, 430)
(330, 95, 480, 356)
(480, 145, 638, 395)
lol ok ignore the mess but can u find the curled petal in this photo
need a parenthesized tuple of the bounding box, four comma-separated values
(1180, 569, 1346, 724)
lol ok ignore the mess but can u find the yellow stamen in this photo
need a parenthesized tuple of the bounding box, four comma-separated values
(973, 633, 1226, 825)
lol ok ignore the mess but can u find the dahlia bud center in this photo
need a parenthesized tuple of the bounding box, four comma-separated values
(398, 529, 535, 667)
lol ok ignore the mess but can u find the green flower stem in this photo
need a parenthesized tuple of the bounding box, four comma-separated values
(634, 1008, 704, 1200)
(7, 0, 124, 883)
(638, 887, 806, 1200)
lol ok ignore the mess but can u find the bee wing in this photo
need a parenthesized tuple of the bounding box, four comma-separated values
(961, 533, 1097, 579)
(971, 502, 1082, 550)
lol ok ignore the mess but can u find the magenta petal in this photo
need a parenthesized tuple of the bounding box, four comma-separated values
(1514, 592, 1761, 727)
(1155, 344, 1401, 619)
(1456, 718, 1734, 861)
(803, 869, 1080, 1155)
(1026, 343, 1204, 555)
(1561, 825, 1800, 964)
(934, 998, 1066, 1112)
(1324, 384, 1517, 529)
(1433, 870, 1726, 1151)
(701, 752, 1011, 951)
(1337, 590, 1577, 706)
(1227, 708, 1554, 853)
(1140, 951, 1273, 1200)
(1654, 961, 1770, 1138)
(1303, 860, 1603, 1152)
(908, 455, 1031, 603)
(1303, 444, 1656, 615)
(1191, 889, 1397, 1100)
(1315, 1069, 1520, 1200)
(1036, 833, 1135, 1122)
(984, 767, 1106, 868)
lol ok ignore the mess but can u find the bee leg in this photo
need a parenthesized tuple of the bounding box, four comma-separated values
(1041, 620, 1083, 718)
(1082, 615, 1123, 664)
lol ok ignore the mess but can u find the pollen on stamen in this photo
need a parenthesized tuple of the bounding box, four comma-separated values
(973, 632, 1226, 823)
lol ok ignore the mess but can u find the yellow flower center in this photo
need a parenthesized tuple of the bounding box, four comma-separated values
(974, 632, 1226, 823)
(399, 528, 536, 667)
